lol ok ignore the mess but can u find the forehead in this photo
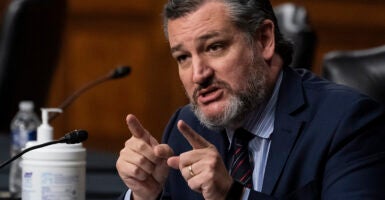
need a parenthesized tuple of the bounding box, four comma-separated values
(167, 2, 236, 45)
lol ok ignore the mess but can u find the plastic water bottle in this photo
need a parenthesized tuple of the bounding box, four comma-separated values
(9, 101, 40, 198)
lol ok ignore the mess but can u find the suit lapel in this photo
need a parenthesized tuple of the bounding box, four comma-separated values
(262, 115, 304, 194)
(197, 126, 229, 166)
(262, 67, 307, 194)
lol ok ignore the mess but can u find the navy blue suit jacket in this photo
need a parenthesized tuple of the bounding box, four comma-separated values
(121, 67, 385, 199)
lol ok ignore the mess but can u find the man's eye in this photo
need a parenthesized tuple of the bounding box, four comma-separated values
(176, 55, 188, 63)
(208, 43, 223, 52)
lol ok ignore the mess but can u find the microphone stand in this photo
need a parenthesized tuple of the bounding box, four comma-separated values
(0, 140, 62, 169)
(0, 130, 88, 169)
(49, 66, 131, 122)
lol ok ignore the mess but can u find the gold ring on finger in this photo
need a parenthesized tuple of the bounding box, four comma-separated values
(188, 164, 195, 177)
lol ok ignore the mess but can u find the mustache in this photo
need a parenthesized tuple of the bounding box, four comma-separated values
(192, 79, 232, 101)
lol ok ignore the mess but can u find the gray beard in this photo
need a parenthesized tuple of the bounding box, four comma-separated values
(190, 56, 268, 130)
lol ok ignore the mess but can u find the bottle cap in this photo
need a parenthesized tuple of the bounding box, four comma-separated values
(19, 101, 34, 111)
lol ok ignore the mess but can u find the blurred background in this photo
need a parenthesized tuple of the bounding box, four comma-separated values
(0, 0, 384, 153)
(0, 0, 384, 198)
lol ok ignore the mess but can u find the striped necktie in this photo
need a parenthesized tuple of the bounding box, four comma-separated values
(229, 128, 255, 188)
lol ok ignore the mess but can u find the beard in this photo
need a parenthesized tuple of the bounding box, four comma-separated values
(189, 53, 268, 130)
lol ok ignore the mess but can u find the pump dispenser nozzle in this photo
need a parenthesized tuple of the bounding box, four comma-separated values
(37, 108, 62, 143)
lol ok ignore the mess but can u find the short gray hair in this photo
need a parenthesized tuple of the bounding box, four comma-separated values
(162, 0, 294, 67)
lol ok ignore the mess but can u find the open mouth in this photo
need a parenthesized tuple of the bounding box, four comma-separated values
(196, 86, 223, 105)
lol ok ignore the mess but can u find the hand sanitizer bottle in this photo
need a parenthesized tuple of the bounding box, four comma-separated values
(21, 108, 86, 200)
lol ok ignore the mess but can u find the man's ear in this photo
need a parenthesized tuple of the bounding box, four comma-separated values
(255, 19, 275, 61)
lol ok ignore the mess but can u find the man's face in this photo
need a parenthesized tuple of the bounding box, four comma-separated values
(167, 2, 271, 129)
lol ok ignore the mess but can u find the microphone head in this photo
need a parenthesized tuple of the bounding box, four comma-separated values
(62, 130, 88, 144)
(110, 66, 131, 79)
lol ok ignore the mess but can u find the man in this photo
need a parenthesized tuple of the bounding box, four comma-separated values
(116, 0, 385, 199)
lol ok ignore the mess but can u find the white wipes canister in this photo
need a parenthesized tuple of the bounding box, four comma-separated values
(21, 142, 86, 200)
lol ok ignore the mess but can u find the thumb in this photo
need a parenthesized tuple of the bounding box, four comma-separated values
(167, 156, 180, 170)
(154, 144, 174, 159)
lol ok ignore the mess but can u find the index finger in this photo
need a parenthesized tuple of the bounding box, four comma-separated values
(177, 120, 211, 149)
(126, 114, 152, 144)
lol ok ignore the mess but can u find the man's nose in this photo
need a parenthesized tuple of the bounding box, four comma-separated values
(192, 56, 213, 84)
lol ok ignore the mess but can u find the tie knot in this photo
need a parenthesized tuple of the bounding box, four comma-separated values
(233, 128, 254, 145)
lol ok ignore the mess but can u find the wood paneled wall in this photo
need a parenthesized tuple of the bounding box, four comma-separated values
(46, 0, 187, 152)
(1, 0, 384, 152)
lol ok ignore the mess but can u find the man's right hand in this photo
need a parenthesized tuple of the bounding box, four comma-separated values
(116, 114, 174, 200)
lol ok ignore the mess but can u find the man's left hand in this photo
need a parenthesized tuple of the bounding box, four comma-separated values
(167, 120, 233, 200)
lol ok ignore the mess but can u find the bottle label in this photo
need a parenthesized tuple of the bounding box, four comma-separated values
(12, 130, 37, 149)
(22, 165, 85, 200)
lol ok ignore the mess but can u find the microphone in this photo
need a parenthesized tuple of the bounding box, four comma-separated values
(0, 130, 88, 169)
(61, 129, 88, 144)
(49, 66, 131, 122)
